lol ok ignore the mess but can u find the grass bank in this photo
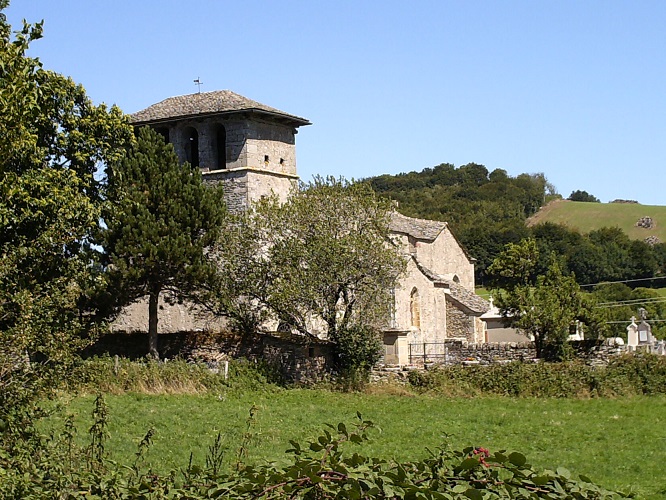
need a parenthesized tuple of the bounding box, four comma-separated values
(527, 199, 666, 242)
(47, 390, 666, 497)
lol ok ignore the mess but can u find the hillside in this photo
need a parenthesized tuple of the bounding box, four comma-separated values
(528, 199, 666, 243)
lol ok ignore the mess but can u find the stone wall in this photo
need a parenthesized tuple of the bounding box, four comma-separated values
(82, 330, 333, 384)
(204, 168, 297, 213)
(164, 117, 297, 174)
(260, 336, 333, 384)
(445, 299, 472, 340)
(402, 340, 638, 367)
(412, 226, 475, 289)
(392, 255, 449, 344)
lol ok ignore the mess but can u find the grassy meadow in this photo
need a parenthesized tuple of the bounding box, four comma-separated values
(527, 199, 666, 241)
(47, 389, 666, 498)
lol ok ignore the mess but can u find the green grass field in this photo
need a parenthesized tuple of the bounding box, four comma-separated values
(527, 199, 666, 241)
(47, 390, 666, 498)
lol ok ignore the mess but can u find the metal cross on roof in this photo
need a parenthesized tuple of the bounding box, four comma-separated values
(193, 77, 203, 93)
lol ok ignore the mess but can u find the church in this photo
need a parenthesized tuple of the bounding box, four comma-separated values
(115, 90, 490, 365)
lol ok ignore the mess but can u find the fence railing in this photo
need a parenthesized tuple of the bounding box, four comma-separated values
(408, 342, 451, 365)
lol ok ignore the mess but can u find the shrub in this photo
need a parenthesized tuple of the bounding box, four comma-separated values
(408, 355, 666, 398)
(333, 324, 383, 389)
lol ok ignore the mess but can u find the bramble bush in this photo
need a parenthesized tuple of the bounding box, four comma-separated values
(0, 398, 632, 499)
(407, 354, 666, 398)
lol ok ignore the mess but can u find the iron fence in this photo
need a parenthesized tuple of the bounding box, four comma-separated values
(408, 342, 450, 365)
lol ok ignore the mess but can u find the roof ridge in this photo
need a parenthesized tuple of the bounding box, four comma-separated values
(130, 90, 310, 126)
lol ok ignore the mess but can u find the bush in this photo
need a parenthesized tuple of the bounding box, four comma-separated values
(408, 355, 666, 398)
(333, 324, 383, 389)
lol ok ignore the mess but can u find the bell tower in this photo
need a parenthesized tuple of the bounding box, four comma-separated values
(131, 90, 311, 212)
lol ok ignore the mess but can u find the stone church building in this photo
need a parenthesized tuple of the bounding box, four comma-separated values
(115, 90, 489, 365)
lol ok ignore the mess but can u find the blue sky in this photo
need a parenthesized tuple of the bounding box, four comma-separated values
(7, 1, 666, 205)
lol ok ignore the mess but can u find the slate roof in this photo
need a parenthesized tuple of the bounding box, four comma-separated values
(411, 256, 490, 315)
(389, 212, 447, 242)
(446, 280, 490, 315)
(130, 90, 311, 126)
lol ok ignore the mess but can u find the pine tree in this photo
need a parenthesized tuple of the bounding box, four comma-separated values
(105, 127, 225, 358)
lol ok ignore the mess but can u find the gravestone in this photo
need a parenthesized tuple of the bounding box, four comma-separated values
(627, 316, 639, 347)
(637, 308, 656, 344)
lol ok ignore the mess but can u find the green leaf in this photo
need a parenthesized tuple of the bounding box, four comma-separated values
(459, 457, 480, 470)
(556, 466, 571, 479)
(464, 488, 484, 500)
(508, 452, 527, 467)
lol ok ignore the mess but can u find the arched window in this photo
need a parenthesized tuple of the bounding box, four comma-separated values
(410, 288, 421, 329)
(184, 127, 199, 168)
(215, 124, 226, 169)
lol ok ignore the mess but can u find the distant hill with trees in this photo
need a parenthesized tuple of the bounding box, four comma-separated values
(367, 164, 666, 286)
(368, 163, 555, 282)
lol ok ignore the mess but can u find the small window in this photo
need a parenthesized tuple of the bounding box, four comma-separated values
(215, 124, 226, 169)
(410, 288, 421, 329)
(264, 155, 269, 164)
(308, 347, 315, 358)
(184, 127, 199, 168)
(279, 158, 285, 165)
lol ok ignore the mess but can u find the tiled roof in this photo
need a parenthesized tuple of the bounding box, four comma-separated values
(130, 90, 311, 126)
(412, 256, 489, 315)
(389, 212, 447, 242)
(446, 280, 490, 315)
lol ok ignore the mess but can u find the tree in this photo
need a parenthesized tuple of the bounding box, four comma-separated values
(104, 127, 225, 358)
(0, 1, 133, 420)
(207, 177, 405, 377)
(496, 261, 597, 359)
(489, 241, 604, 359)
(270, 178, 405, 341)
(568, 190, 600, 203)
(486, 238, 540, 290)
(201, 199, 277, 338)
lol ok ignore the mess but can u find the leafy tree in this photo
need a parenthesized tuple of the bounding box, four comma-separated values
(495, 260, 600, 359)
(489, 242, 604, 358)
(267, 177, 405, 342)
(0, 0, 133, 422)
(201, 198, 277, 338)
(104, 127, 225, 358)
(486, 238, 540, 290)
(207, 177, 405, 377)
(568, 190, 600, 202)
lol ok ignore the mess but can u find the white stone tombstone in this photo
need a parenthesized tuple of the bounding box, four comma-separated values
(627, 316, 639, 348)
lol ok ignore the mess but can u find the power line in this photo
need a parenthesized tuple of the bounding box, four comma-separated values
(580, 276, 666, 288)
(596, 297, 666, 308)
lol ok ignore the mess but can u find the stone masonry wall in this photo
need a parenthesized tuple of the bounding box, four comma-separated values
(402, 340, 631, 367)
(415, 227, 475, 289)
(204, 169, 297, 213)
(446, 299, 472, 340)
(165, 117, 297, 173)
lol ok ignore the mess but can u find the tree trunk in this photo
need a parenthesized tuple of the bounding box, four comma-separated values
(148, 289, 160, 359)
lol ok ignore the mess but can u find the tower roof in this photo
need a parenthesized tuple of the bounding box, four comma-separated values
(130, 90, 311, 127)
